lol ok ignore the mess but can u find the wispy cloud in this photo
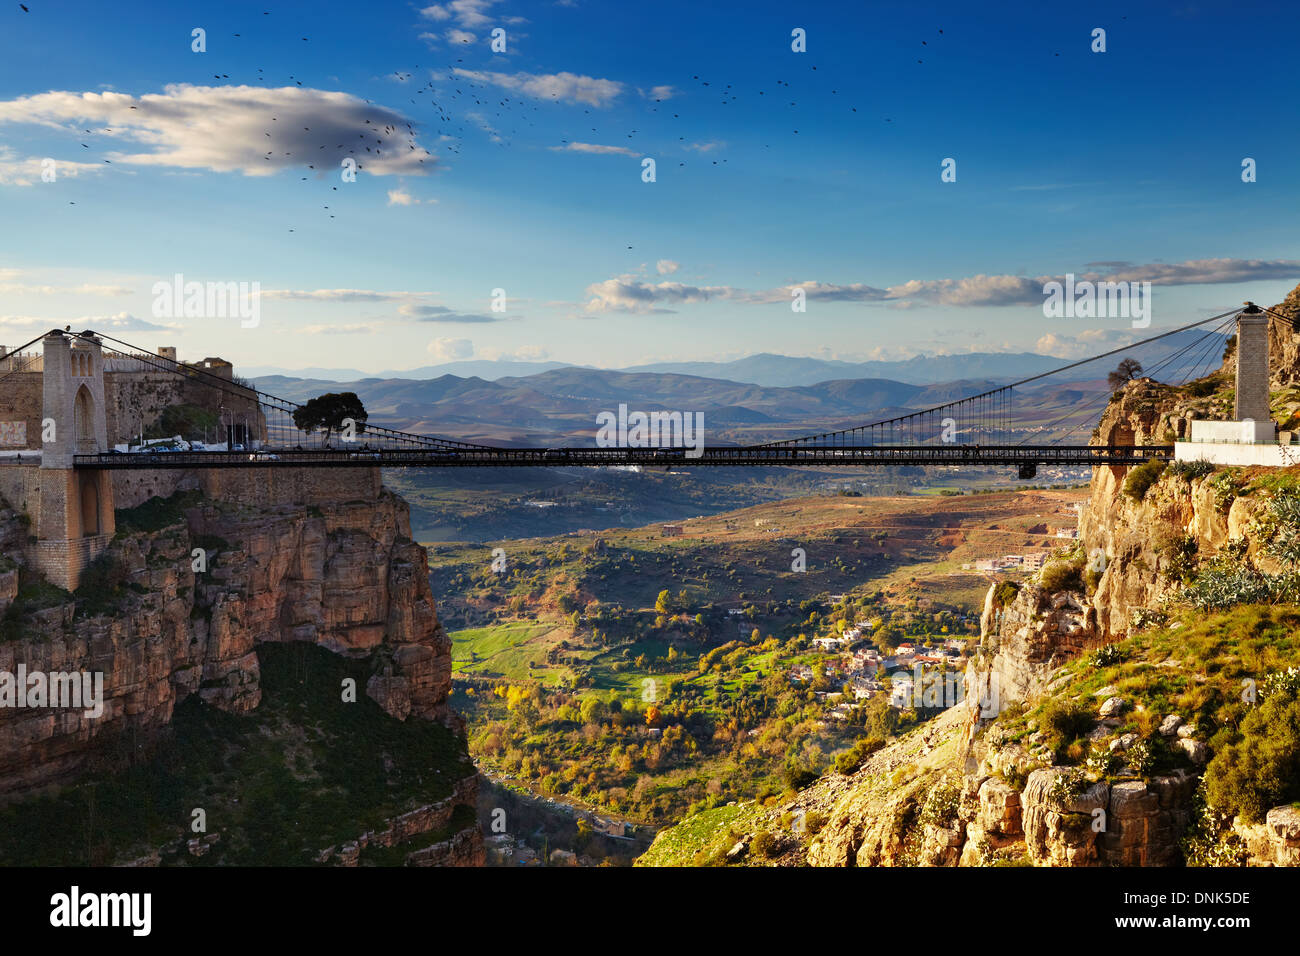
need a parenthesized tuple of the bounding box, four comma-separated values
(549, 142, 637, 157)
(300, 322, 376, 335)
(387, 187, 437, 206)
(1035, 329, 1141, 358)
(427, 336, 474, 360)
(420, 0, 501, 28)
(0, 311, 178, 333)
(399, 303, 505, 323)
(263, 289, 439, 302)
(583, 275, 737, 314)
(580, 258, 1300, 314)
(0, 148, 106, 186)
(0, 274, 133, 296)
(452, 68, 623, 107)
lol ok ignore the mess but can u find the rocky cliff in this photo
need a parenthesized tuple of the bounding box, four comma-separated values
(0, 485, 455, 799)
(642, 285, 1300, 868)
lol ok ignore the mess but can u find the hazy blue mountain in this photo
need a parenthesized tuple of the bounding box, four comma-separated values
(242, 359, 574, 381)
(620, 330, 1229, 386)
(242, 328, 1226, 389)
(248, 327, 1227, 444)
(619, 352, 1051, 386)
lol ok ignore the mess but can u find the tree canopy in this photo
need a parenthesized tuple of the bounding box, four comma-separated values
(1107, 358, 1143, 391)
(292, 392, 368, 444)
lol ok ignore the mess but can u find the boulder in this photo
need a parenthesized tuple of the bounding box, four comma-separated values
(1099, 696, 1126, 718)
(1266, 806, 1300, 866)
(1177, 738, 1209, 765)
(1021, 768, 1108, 866)
(978, 778, 1023, 836)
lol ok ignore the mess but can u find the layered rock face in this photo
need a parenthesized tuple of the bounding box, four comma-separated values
(975, 583, 1100, 709)
(318, 774, 485, 867)
(738, 692, 1294, 868)
(0, 487, 454, 799)
(991, 765, 1195, 867)
(1078, 283, 1300, 640)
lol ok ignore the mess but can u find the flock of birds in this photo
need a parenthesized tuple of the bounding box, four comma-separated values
(15, 3, 1043, 246)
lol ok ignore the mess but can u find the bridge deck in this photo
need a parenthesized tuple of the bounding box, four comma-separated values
(73, 444, 1172, 469)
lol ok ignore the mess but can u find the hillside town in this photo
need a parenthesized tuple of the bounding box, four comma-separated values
(791, 620, 969, 717)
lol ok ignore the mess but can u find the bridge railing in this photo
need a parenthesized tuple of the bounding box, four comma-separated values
(73, 444, 1173, 470)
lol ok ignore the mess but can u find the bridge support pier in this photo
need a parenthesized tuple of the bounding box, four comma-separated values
(31, 331, 115, 592)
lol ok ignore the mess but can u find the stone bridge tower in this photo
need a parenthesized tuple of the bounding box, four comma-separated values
(1235, 302, 1272, 427)
(33, 331, 116, 591)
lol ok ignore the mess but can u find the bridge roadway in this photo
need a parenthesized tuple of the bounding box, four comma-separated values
(73, 444, 1172, 470)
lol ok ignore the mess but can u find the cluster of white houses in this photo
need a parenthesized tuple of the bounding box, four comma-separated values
(791, 635, 967, 713)
(965, 552, 1049, 573)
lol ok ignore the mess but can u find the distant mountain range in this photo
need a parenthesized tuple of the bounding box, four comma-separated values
(248, 328, 1227, 445)
(243, 329, 1228, 389)
(238, 359, 574, 382)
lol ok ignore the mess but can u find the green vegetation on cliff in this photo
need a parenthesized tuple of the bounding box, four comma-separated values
(639, 603, 1300, 866)
(0, 643, 471, 866)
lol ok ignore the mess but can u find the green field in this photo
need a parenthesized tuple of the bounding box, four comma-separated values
(451, 622, 565, 683)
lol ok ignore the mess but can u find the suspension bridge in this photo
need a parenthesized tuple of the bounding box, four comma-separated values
(0, 309, 1258, 479)
(0, 305, 1269, 591)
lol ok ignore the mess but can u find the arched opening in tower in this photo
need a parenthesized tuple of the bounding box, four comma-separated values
(79, 473, 100, 536)
(74, 384, 96, 453)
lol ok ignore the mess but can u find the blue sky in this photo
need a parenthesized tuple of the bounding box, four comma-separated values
(2, 0, 1298, 374)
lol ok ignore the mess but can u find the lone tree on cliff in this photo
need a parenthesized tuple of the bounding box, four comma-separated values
(1107, 358, 1143, 391)
(293, 392, 368, 445)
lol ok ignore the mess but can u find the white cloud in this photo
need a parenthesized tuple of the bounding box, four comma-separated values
(262, 289, 438, 302)
(427, 337, 474, 360)
(300, 323, 375, 335)
(646, 85, 676, 100)
(0, 148, 106, 186)
(387, 187, 437, 206)
(708, 258, 1300, 311)
(684, 141, 724, 153)
(479, 344, 549, 360)
(465, 111, 503, 143)
(0, 270, 133, 296)
(882, 275, 1042, 307)
(452, 68, 623, 107)
(420, 4, 453, 21)
(742, 281, 891, 305)
(400, 303, 503, 323)
(656, 260, 679, 275)
(1035, 329, 1139, 358)
(1076, 258, 1300, 287)
(0, 311, 177, 333)
(583, 275, 736, 314)
(0, 85, 435, 177)
(420, 0, 497, 28)
(549, 142, 637, 157)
